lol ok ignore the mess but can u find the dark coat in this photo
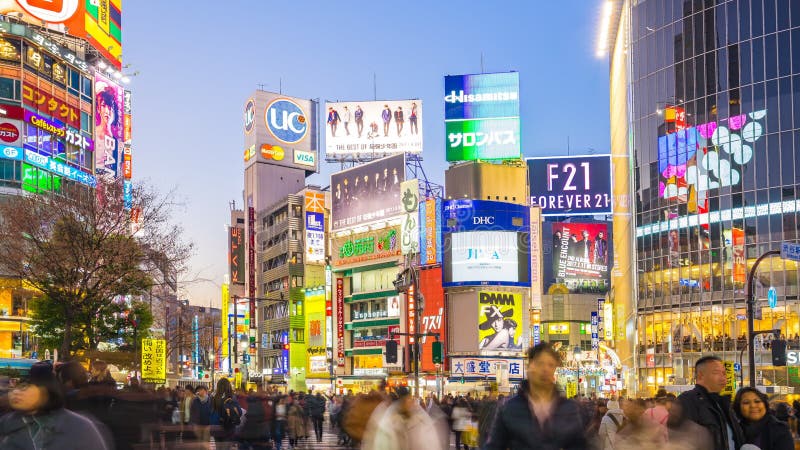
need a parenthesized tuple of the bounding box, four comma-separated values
(671, 384, 744, 450)
(239, 396, 267, 441)
(307, 394, 326, 418)
(741, 414, 794, 450)
(484, 381, 586, 450)
(190, 395, 212, 425)
(0, 408, 112, 450)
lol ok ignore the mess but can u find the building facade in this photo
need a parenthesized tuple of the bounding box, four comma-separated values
(611, 0, 800, 394)
(0, 8, 128, 359)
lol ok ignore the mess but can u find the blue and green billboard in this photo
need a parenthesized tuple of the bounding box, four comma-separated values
(444, 72, 520, 162)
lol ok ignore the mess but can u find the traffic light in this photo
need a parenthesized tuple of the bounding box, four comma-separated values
(283, 343, 290, 351)
(385, 340, 398, 364)
(197, 366, 204, 380)
(772, 339, 787, 366)
(432, 341, 443, 364)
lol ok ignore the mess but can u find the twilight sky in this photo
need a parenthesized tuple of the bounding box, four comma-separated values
(123, 1, 611, 307)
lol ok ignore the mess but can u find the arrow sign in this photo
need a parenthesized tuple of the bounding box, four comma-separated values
(781, 242, 800, 261)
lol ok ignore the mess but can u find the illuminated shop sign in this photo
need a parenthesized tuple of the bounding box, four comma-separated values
(294, 149, 315, 167)
(450, 357, 525, 380)
(334, 226, 400, 266)
(0, 121, 21, 146)
(23, 83, 80, 129)
(351, 309, 389, 321)
(23, 110, 92, 151)
(0, 146, 22, 161)
(527, 155, 613, 216)
(23, 149, 96, 187)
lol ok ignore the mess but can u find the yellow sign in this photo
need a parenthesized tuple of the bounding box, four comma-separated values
(721, 360, 736, 398)
(141, 339, 166, 384)
(548, 323, 570, 334)
(478, 291, 523, 351)
(566, 381, 578, 398)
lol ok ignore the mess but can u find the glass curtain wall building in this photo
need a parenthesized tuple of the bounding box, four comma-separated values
(616, 0, 800, 394)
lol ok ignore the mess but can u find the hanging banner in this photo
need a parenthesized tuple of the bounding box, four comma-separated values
(732, 227, 745, 283)
(141, 338, 166, 384)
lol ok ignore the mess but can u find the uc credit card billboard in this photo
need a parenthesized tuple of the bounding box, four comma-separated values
(243, 91, 318, 174)
(527, 155, 612, 216)
(444, 72, 520, 162)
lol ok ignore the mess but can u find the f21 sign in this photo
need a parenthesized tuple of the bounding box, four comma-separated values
(527, 155, 612, 216)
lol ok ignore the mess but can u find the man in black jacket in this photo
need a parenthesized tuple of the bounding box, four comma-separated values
(484, 342, 586, 450)
(670, 355, 744, 450)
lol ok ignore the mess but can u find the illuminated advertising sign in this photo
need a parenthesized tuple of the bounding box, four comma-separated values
(331, 153, 405, 231)
(732, 227, 745, 283)
(530, 207, 542, 310)
(229, 226, 245, 285)
(332, 226, 400, 267)
(450, 357, 524, 380)
(248, 206, 255, 328)
(305, 191, 325, 213)
(419, 197, 443, 265)
(0, 119, 22, 147)
(336, 278, 345, 367)
(305, 212, 325, 263)
(243, 91, 318, 173)
(324, 100, 423, 159)
(94, 73, 123, 177)
(0, 1, 119, 69)
(123, 179, 131, 209)
(478, 291, 523, 352)
(407, 284, 416, 345)
(444, 72, 520, 162)
(141, 338, 166, 384)
(400, 179, 419, 255)
(527, 155, 612, 216)
(22, 83, 80, 129)
(0, 145, 21, 161)
(545, 222, 612, 293)
(0, 36, 21, 63)
(442, 200, 530, 287)
(658, 109, 767, 212)
(23, 148, 95, 186)
(85, 0, 123, 69)
(419, 267, 445, 372)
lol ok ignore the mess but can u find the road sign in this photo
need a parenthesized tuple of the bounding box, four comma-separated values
(781, 242, 800, 261)
(734, 362, 741, 372)
(768, 287, 778, 309)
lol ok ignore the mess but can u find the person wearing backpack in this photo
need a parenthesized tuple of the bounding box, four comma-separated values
(598, 399, 625, 450)
(211, 378, 242, 446)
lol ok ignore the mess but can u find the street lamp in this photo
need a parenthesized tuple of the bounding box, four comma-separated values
(747, 249, 781, 387)
(573, 346, 583, 398)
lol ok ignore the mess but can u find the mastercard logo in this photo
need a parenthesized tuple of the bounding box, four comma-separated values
(261, 144, 285, 161)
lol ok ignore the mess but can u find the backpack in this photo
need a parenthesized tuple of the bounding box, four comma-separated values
(220, 398, 242, 428)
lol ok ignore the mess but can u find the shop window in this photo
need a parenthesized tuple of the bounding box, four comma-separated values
(292, 276, 304, 288)
(292, 328, 304, 342)
(0, 159, 19, 183)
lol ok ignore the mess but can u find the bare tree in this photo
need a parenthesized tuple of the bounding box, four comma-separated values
(0, 179, 193, 359)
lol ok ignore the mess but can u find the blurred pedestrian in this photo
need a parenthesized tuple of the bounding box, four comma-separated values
(598, 399, 625, 450)
(308, 391, 326, 442)
(239, 392, 268, 449)
(190, 385, 212, 442)
(733, 387, 793, 450)
(643, 391, 673, 442)
(613, 399, 661, 450)
(485, 342, 587, 449)
(211, 378, 242, 446)
(371, 386, 441, 450)
(287, 394, 306, 448)
(0, 361, 112, 449)
(451, 397, 471, 450)
(669, 356, 743, 450)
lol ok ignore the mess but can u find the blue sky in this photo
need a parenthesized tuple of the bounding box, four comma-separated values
(123, 1, 611, 306)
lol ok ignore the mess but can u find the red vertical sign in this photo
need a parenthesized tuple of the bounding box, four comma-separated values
(419, 267, 445, 372)
(407, 284, 416, 345)
(336, 278, 345, 367)
(248, 207, 256, 329)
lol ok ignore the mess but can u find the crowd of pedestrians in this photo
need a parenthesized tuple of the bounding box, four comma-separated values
(1, 350, 800, 449)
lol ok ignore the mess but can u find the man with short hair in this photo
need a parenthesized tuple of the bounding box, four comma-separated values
(670, 356, 743, 450)
(485, 342, 586, 449)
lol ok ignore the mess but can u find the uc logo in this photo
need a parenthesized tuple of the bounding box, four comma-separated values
(265, 98, 308, 144)
(244, 99, 255, 134)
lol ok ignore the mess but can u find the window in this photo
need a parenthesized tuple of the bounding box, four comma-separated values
(292, 328, 304, 342)
(0, 77, 19, 100)
(291, 276, 304, 288)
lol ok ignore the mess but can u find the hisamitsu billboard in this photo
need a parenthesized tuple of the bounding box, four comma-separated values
(527, 155, 612, 216)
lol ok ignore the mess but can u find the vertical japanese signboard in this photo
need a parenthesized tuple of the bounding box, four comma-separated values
(591, 312, 599, 350)
(248, 206, 255, 328)
(732, 227, 745, 283)
(141, 338, 166, 384)
(229, 227, 245, 285)
(336, 278, 345, 367)
(400, 179, 419, 255)
(407, 284, 416, 348)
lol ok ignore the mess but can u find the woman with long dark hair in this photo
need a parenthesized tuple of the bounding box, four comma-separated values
(733, 387, 794, 450)
(211, 378, 241, 446)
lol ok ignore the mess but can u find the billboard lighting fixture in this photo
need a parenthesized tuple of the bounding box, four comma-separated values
(595, 1, 614, 58)
(98, 61, 108, 70)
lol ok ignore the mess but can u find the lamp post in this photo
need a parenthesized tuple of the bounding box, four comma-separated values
(574, 346, 583, 398)
(747, 249, 781, 387)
